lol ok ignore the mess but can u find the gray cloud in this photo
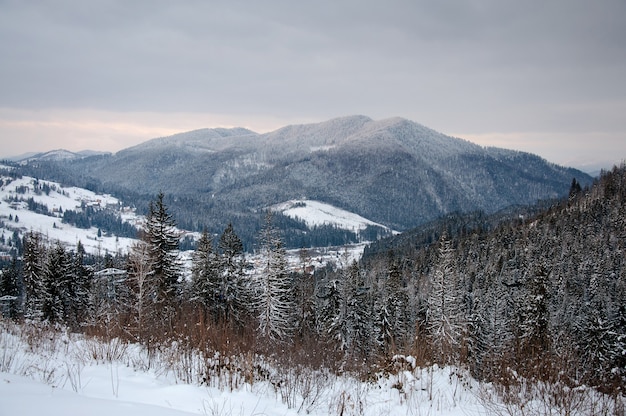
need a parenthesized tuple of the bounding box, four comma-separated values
(0, 0, 625, 167)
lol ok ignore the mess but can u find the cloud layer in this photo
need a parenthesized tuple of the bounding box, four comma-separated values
(1, 0, 625, 169)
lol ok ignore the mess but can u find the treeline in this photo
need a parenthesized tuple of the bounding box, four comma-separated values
(62, 205, 138, 239)
(1, 167, 625, 397)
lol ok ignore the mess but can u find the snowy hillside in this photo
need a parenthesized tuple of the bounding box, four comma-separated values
(271, 199, 394, 233)
(0, 168, 140, 256)
(0, 169, 373, 267)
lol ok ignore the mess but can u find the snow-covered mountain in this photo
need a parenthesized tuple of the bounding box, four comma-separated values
(17, 115, 593, 235)
(7, 149, 111, 163)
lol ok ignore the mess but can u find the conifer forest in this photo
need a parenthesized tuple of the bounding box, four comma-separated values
(1, 165, 626, 413)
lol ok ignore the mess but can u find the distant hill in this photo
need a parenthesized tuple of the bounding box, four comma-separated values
(16, 116, 592, 242)
(7, 149, 111, 163)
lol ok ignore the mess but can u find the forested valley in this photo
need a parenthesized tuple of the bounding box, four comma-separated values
(1, 164, 625, 411)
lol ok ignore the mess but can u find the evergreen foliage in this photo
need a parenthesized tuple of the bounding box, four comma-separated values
(255, 212, 294, 341)
(216, 223, 249, 326)
(144, 192, 181, 308)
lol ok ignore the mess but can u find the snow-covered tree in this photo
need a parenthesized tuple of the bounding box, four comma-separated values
(42, 242, 72, 324)
(144, 192, 181, 310)
(344, 260, 372, 358)
(255, 212, 294, 342)
(375, 258, 410, 353)
(22, 232, 46, 320)
(292, 248, 316, 339)
(126, 240, 156, 340)
(217, 223, 249, 326)
(68, 241, 93, 329)
(317, 274, 346, 349)
(518, 263, 551, 359)
(190, 230, 221, 318)
(427, 236, 465, 362)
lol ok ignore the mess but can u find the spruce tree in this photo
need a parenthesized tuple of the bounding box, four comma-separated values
(217, 223, 248, 326)
(43, 242, 72, 324)
(375, 258, 410, 354)
(344, 260, 372, 358)
(316, 271, 344, 347)
(427, 236, 465, 363)
(22, 232, 46, 320)
(255, 211, 294, 341)
(69, 241, 93, 328)
(190, 230, 221, 319)
(518, 263, 551, 360)
(145, 192, 181, 312)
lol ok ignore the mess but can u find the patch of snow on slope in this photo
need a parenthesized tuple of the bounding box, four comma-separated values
(0, 175, 139, 255)
(271, 200, 391, 233)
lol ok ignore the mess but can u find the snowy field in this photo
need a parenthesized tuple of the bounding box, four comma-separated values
(0, 322, 489, 416)
(271, 199, 394, 233)
(2, 321, 621, 416)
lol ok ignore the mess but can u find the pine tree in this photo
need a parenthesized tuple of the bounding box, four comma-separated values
(217, 223, 249, 326)
(375, 257, 410, 354)
(190, 230, 221, 319)
(427, 236, 465, 363)
(255, 212, 294, 341)
(22, 232, 46, 320)
(144, 192, 181, 313)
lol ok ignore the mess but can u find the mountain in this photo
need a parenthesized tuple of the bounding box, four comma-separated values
(7, 149, 111, 163)
(18, 116, 592, 237)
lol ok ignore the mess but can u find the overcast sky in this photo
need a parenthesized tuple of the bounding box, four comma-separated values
(1, 0, 625, 171)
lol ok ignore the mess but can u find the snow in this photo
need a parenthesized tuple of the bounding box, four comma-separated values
(1, 175, 391, 262)
(1, 372, 200, 416)
(0, 175, 140, 255)
(0, 323, 488, 416)
(271, 199, 393, 233)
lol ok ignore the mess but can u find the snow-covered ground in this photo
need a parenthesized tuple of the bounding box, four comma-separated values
(0, 173, 139, 255)
(0, 322, 489, 416)
(3, 320, 619, 416)
(271, 199, 394, 233)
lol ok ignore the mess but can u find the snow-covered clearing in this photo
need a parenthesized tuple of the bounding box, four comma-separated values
(271, 199, 394, 233)
(0, 321, 488, 416)
(2, 321, 621, 416)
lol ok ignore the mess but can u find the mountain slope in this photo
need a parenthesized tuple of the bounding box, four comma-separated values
(27, 116, 591, 232)
(360, 164, 626, 388)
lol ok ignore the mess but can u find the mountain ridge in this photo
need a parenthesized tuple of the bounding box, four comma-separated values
(16, 116, 592, 237)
